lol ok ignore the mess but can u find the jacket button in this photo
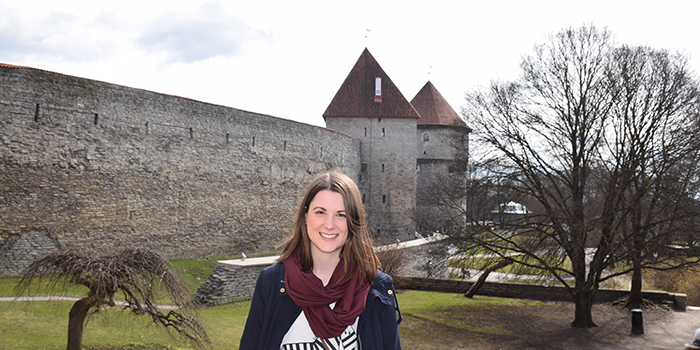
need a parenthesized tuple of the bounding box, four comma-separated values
(280, 288, 286, 293)
(387, 290, 393, 295)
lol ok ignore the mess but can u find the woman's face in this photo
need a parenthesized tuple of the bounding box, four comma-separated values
(305, 190, 349, 261)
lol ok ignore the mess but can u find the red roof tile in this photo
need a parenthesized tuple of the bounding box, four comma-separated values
(411, 81, 470, 129)
(323, 48, 419, 119)
(0, 63, 34, 69)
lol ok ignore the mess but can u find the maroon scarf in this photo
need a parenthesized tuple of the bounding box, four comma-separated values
(283, 250, 370, 339)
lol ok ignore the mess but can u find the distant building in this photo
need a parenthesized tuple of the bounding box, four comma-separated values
(490, 201, 531, 228)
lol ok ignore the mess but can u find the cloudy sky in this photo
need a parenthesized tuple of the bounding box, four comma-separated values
(1, 0, 699, 127)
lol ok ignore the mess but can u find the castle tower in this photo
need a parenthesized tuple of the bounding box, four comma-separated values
(411, 81, 471, 234)
(323, 48, 420, 240)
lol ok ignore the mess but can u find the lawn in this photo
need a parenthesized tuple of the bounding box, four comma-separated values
(1, 255, 653, 350)
(0, 297, 249, 350)
(0, 271, 547, 350)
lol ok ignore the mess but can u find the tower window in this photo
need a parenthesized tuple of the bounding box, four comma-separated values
(382, 195, 386, 203)
(423, 133, 430, 141)
(382, 128, 386, 137)
(382, 164, 385, 172)
(364, 127, 367, 137)
(374, 77, 382, 102)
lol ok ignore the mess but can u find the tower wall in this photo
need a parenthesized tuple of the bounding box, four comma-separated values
(326, 117, 417, 240)
(415, 125, 469, 233)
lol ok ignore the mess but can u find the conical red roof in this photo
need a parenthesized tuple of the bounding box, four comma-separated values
(411, 81, 469, 129)
(323, 48, 419, 119)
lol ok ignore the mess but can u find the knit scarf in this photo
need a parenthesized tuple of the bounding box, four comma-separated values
(283, 249, 370, 339)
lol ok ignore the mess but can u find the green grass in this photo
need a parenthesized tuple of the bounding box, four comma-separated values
(1, 275, 89, 298)
(0, 298, 251, 350)
(1, 286, 544, 350)
(398, 290, 537, 334)
(0, 256, 545, 350)
(0, 254, 263, 349)
(448, 253, 574, 280)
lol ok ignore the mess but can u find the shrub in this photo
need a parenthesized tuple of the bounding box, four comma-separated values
(646, 267, 700, 306)
(374, 240, 410, 277)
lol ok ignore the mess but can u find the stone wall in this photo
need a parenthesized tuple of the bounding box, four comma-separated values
(392, 276, 688, 310)
(193, 256, 278, 306)
(191, 254, 687, 311)
(0, 66, 361, 276)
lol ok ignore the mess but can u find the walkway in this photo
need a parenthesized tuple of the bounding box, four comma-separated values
(0, 296, 180, 309)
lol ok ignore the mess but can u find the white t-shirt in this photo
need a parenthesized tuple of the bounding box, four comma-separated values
(280, 303, 359, 350)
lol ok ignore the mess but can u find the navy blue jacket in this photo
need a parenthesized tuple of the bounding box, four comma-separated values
(239, 262, 402, 349)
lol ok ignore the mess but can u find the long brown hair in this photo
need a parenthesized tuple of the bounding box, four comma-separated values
(278, 172, 380, 283)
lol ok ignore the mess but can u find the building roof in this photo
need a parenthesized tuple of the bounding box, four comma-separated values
(411, 81, 470, 129)
(323, 48, 419, 120)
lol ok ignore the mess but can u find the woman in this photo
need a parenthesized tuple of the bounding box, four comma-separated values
(239, 172, 402, 350)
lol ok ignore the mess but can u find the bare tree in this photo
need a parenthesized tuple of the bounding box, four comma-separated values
(464, 24, 619, 328)
(462, 24, 700, 328)
(463, 259, 513, 298)
(601, 44, 700, 307)
(14, 247, 212, 350)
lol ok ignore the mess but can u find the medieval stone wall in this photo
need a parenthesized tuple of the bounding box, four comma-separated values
(0, 66, 361, 276)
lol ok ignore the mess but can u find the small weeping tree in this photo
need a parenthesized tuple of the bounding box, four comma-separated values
(14, 247, 212, 350)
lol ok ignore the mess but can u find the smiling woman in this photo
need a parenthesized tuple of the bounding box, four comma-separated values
(239, 172, 403, 350)
(305, 189, 349, 283)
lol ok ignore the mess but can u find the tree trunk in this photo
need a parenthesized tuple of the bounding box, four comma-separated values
(627, 221, 645, 308)
(67, 297, 93, 350)
(571, 287, 597, 328)
(627, 262, 643, 308)
(464, 260, 512, 298)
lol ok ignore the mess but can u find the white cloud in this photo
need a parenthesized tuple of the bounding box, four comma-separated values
(0, 3, 122, 62)
(136, 1, 277, 64)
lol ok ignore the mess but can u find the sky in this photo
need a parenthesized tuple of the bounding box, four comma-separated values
(1, 0, 699, 127)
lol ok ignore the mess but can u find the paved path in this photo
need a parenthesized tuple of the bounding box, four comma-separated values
(605, 307, 700, 350)
(0, 296, 180, 309)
